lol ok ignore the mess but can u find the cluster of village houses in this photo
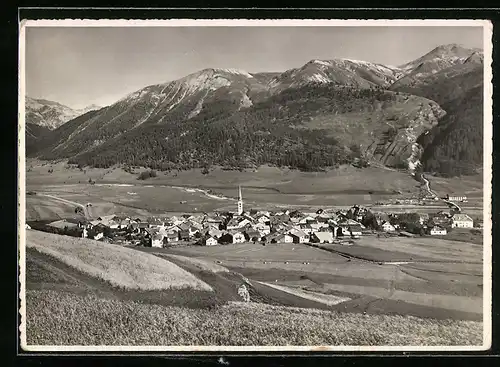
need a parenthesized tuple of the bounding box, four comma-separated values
(35, 198, 477, 248)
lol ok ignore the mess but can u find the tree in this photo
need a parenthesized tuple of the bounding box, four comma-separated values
(362, 210, 379, 230)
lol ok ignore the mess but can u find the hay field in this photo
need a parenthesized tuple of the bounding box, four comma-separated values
(25, 289, 483, 346)
(25, 195, 81, 221)
(26, 230, 212, 291)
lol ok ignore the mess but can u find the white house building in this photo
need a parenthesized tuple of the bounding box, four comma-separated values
(205, 236, 219, 246)
(430, 226, 447, 236)
(451, 213, 474, 228)
(446, 194, 468, 202)
(381, 221, 396, 232)
(232, 231, 246, 244)
(289, 229, 308, 243)
(151, 233, 164, 248)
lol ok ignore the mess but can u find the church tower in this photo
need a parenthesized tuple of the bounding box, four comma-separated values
(237, 185, 244, 215)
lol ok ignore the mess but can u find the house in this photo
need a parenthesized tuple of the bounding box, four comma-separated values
(283, 233, 294, 243)
(232, 231, 246, 244)
(226, 218, 241, 230)
(178, 229, 190, 241)
(418, 213, 430, 225)
(381, 221, 396, 232)
(256, 214, 271, 224)
(254, 222, 271, 235)
(451, 213, 474, 228)
(165, 231, 179, 243)
(188, 226, 200, 237)
(150, 233, 164, 248)
(430, 225, 447, 236)
(311, 231, 334, 244)
(338, 219, 365, 229)
(244, 230, 261, 242)
(205, 236, 219, 246)
(446, 194, 468, 202)
(206, 228, 223, 239)
(298, 223, 313, 234)
(375, 213, 390, 226)
(273, 213, 290, 223)
(237, 218, 252, 229)
(93, 232, 104, 240)
(289, 229, 308, 243)
(269, 233, 286, 243)
(316, 214, 331, 223)
(299, 216, 316, 225)
(137, 222, 150, 233)
(348, 225, 363, 238)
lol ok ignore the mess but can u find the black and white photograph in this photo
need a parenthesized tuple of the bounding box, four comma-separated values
(18, 19, 492, 351)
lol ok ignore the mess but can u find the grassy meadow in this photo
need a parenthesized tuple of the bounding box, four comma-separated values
(26, 230, 212, 291)
(25, 290, 483, 347)
(26, 159, 483, 209)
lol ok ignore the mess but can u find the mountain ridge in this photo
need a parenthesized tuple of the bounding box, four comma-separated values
(25, 97, 102, 130)
(26, 44, 484, 177)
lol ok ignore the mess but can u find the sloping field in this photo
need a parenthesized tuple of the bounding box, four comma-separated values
(166, 239, 483, 321)
(354, 237, 483, 263)
(26, 196, 80, 221)
(25, 290, 483, 346)
(26, 230, 212, 291)
(312, 283, 482, 314)
(154, 253, 230, 273)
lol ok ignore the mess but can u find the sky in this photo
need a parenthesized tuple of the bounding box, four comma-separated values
(25, 26, 484, 109)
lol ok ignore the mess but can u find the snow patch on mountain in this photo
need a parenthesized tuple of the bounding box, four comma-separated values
(215, 68, 254, 78)
(311, 60, 332, 67)
(306, 73, 331, 83)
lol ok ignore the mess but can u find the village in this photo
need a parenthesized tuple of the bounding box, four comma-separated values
(26, 186, 481, 249)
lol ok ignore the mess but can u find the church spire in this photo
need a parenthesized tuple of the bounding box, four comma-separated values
(237, 185, 243, 215)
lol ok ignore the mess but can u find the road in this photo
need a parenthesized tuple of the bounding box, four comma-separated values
(38, 193, 92, 220)
(421, 174, 462, 212)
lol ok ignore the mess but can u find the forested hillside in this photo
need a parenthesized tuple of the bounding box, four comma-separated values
(62, 85, 442, 172)
(417, 86, 483, 177)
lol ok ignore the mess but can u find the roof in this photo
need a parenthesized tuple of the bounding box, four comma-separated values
(313, 232, 334, 240)
(431, 225, 446, 230)
(246, 231, 260, 238)
(452, 214, 473, 222)
(289, 229, 307, 238)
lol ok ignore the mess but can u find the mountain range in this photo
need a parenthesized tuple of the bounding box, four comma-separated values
(26, 44, 484, 177)
(26, 97, 101, 130)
